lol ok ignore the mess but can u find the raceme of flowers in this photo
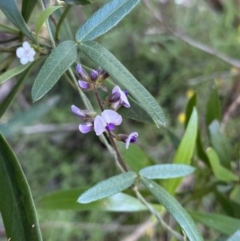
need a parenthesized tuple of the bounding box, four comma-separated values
(72, 64, 138, 149)
(16, 41, 35, 65)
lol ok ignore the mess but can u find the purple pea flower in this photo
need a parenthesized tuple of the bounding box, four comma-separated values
(94, 110, 122, 136)
(90, 69, 99, 81)
(118, 132, 138, 149)
(110, 86, 130, 110)
(79, 122, 94, 134)
(71, 105, 96, 119)
(76, 64, 89, 81)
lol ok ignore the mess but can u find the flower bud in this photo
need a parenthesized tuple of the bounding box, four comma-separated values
(97, 67, 109, 81)
(76, 64, 89, 81)
(71, 105, 96, 119)
(90, 69, 99, 81)
(78, 80, 91, 90)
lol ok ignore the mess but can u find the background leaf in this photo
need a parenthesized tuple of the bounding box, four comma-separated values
(141, 178, 203, 241)
(0, 96, 59, 137)
(139, 164, 195, 179)
(230, 185, 240, 205)
(31, 41, 77, 102)
(206, 147, 238, 182)
(0, 0, 34, 42)
(0, 63, 32, 85)
(226, 230, 240, 241)
(76, 0, 140, 42)
(21, 0, 38, 22)
(206, 87, 221, 126)
(80, 41, 165, 126)
(189, 211, 240, 236)
(167, 108, 198, 194)
(209, 120, 231, 169)
(63, 0, 93, 5)
(78, 171, 137, 203)
(117, 143, 154, 172)
(0, 60, 41, 119)
(0, 23, 19, 34)
(0, 134, 42, 241)
(35, 6, 62, 44)
(38, 188, 148, 212)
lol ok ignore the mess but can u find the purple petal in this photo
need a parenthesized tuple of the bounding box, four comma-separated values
(78, 80, 90, 90)
(94, 115, 106, 136)
(112, 86, 121, 94)
(90, 69, 99, 81)
(71, 105, 86, 118)
(106, 123, 115, 131)
(125, 132, 138, 149)
(76, 64, 89, 80)
(120, 91, 130, 108)
(79, 122, 93, 134)
(101, 110, 122, 126)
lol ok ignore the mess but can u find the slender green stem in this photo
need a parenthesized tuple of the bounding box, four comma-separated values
(40, 0, 56, 47)
(133, 186, 184, 241)
(55, 5, 72, 41)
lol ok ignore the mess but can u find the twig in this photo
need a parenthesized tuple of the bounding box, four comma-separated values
(121, 218, 157, 241)
(143, 0, 240, 68)
(221, 94, 240, 131)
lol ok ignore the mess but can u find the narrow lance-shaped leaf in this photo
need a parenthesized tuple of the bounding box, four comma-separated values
(206, 147, 238, 182)
(76, 0, 140, 42)
(39, 188, 148, 212)
(0, 134, 42, 241)
(22, 0, 38, 22)
(80, 41, 165, 126)
(141, 178, 204, 241)
(31, 41, 77, 102)
(188, 211, 240, 236)
(78, 171, 137, 203)
(0, 59, 41, 119)
(0, 0, 34, 42)
(63, 0, 93, 5)
(0, 63, 32, 85)
(35, 6, 62, 44)
(139, 164, 195, 180)
(227, 230, 240, 241)
(209, 120, 231, 169)
(167, 108, 198, 194)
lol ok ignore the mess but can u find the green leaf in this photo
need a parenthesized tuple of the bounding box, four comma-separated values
(78, 171, 137, 203)
(167, 108, 198, 194)
(206, 147, 238, 182)
(0, 96, 59, 137)
(76, 0, 140, 42)
(185, 91, 196, 127)
(39, 188, 147, 212)
(0, 63, 32, 85)
(0, 0, 34, 42)
(63, 0, 93, 5)
(206, 88, 221, 126)
(209, 120, 231, 169)
(22, 0, 38, 22)
(188, 211, 240, 236)
(227, 230, 240, 241)
(0, 134, 42, 241)
(31, 41, 77, 102)
(139, 164, 195, 179)
(35, 6, 62, 44)
(230, 185, 240, 205)
(0, 60, 41, 119)
(80, 41, 165, 126)
(0, 23, 19, 34)
(141, 178, 203, 241)
(117, 143, 154, 172)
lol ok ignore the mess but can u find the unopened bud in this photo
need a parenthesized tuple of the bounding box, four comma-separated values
(78, 80, 91, 90)
(76, 64, 89, 81)
(71, 105, 96, 119)
(90, 69, 99, 81)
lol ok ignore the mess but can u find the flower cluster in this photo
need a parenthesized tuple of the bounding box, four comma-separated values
(16, 41, 35, 65)
(72, 64, 138, 149)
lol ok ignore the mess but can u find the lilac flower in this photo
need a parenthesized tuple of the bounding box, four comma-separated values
(118, 132, 138, 149)
(79, 122, 94, 134)
(78, 80, 91, 90)
(16, 41, 35, 65)
(94, 110, 122, 136)
(71, 105, 96, 119)
(76, 64, 89, 81)
(110, 86, 130, 110)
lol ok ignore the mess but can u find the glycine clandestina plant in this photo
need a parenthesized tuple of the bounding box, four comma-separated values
(0, 0, 204, 240)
